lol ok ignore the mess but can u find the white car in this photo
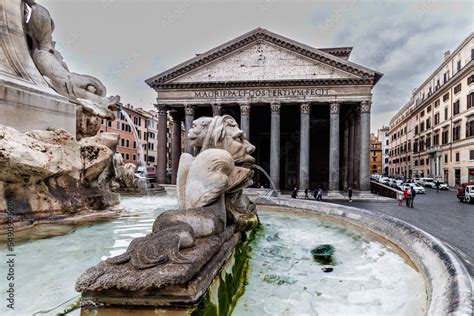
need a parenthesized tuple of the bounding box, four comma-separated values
(419, 178, 434, 187)
(399, 183, 425, 194)
(378, 177, 390, 185)
(461, 185, 474, 203)
(425, 181, 449, 190)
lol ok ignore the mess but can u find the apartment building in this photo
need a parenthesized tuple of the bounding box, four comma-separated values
(388, 33, 474, 186)
(370, 133, 383, 175)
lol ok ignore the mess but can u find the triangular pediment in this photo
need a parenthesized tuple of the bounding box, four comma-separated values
(168, 41, 358, 83)
(146, 28, 383, 86)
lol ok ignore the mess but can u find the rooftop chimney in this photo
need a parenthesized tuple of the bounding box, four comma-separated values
(444, 50, 451, 61)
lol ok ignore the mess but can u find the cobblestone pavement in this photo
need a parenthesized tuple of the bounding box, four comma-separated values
(331, 189, 474, 276)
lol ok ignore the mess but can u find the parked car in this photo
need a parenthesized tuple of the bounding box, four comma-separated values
(458, 185, 474, 203)
(425, 181, 449, 190)
(378, 177, 390, 185)
(389, 179, 403, 189)
(399, 183, 426, 194)
(419, 178, 434, 187)
(457, 182, 474, 202)
(412, 178, 421, 184)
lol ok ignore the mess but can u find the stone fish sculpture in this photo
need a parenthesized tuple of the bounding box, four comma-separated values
(76, 115, 258, 292)
(24, 0, 120, 139)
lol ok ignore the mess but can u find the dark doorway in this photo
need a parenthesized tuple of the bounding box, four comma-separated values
(309, 105, 330, 190)
(280, 104, 300, 190)
(249, 105, 270, 188)
(222, 105, 241, 126)
(194, 106, 212, 118)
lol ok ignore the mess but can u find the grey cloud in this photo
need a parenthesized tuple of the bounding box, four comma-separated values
(41, 0, 473, 129)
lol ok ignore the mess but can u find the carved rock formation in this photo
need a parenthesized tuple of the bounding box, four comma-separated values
(0, 125, 120, 227)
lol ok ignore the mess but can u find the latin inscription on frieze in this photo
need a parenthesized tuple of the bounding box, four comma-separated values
(194, 88, 331, 99)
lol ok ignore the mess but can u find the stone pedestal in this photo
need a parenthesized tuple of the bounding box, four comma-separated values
(0, 0, 76, 135)
(78, 230, 251, 315)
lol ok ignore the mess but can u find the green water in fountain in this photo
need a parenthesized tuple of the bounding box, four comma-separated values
(233, 209, 426, 315)
(0, 196, 426, 315)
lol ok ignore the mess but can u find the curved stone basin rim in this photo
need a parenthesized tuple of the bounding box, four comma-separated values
(254, 196, 473, 316)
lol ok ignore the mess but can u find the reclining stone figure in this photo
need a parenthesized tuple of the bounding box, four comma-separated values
(104, 115, 258, 269)
(24, 0, 119, 139)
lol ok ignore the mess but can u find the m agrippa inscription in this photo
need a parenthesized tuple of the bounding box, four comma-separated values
(194, 88, 332, 99)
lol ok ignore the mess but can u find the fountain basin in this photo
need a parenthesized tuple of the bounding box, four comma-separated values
(254, 196, 473, 316)
(1, 195, 470, 315)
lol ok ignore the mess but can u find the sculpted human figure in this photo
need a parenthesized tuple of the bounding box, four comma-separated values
(104, 115, 258, 270)
(24, 0, 119, 138)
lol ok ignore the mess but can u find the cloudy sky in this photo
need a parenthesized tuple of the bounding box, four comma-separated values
(41, 0, 473, 132)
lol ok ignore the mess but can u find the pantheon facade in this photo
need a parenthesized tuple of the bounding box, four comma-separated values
(146, 28, 382, 192)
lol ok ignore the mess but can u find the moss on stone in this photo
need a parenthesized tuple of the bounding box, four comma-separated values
(192, 225, 261, 316)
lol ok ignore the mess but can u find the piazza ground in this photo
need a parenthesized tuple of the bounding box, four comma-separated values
(325, 189, 474, 276)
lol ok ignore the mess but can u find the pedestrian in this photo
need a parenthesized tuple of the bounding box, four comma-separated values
(316, 188, 323, 201)
(404, 188, 410, 207)
(398, 191, 403, 206)
(348, 187, 353, 203)
(435, 180, 440, 193)
(304, 188, 309, 200)
(411, 187, 417, 208)
(291, 187, 298, 199)
(313, 188, 317, 200)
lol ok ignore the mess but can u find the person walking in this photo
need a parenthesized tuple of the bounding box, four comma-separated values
(410, 187, 417, 208)
(435, 180, 440, 193)
(398, 191, 404, 206)
(403, 188, 410, 207)
(304, 188, 310, 200)
(316, 188, 323, 201)
(291, 187, 298, 199)
(348, 187, 353, 203)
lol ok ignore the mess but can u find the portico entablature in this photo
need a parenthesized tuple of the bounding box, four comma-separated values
(155, 84, 373, 106)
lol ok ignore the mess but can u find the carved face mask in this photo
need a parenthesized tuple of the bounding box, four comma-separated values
(193, 115, 255, 166)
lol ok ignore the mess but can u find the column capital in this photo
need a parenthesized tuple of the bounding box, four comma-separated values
(212, 103, 222, 116)
(156, 104, 168, 116)
(329, 102, 340, 114)
(184, 104, 195, 116)
(360, 100, 372, 113)
(270, 102, 281, 114)
(300, 103, 311, 114)
(240, 103, 251, 115)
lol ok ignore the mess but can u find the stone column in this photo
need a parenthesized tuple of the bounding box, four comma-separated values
(299, 103, 311, 190)
(170, 111, 182, 184)
(184, 104, 195, 154)
(212, 103, 222, 116)
(353, 111, 361, 189)
(157, 104, 168, 184)
(329, 103, 340, 191)
(240, 103, 250, 138)
(342, 119, 349, 190)
(359, 100, 371, 191)
(270, 102, 281, 190)
(348, 117, 355, 187)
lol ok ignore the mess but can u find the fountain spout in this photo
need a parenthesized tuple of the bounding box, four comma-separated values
(252, 164, 279, 197)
